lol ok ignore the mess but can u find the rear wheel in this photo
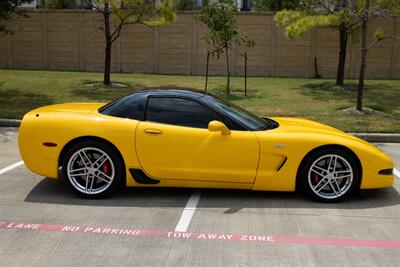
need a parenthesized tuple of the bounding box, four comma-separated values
(62, 141, 123, 198)
(299, 148, 360, 202)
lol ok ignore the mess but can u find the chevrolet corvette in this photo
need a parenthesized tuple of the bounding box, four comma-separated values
(18, 88, 394, 202)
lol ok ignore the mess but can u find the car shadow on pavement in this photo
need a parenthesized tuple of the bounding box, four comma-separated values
(198, 187, 400, 214)
(24, 178, 400, 212)
(24, 178, 191, 208)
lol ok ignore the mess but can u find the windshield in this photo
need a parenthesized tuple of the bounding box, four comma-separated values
(207, 96, 270, 130)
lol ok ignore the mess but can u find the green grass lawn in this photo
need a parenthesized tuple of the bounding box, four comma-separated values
(0, 69, 399, 132)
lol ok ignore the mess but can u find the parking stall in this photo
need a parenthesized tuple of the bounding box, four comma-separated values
(0, 128, 399, 266)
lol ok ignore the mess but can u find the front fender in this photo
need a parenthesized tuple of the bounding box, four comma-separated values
(252, 130, 394, 191)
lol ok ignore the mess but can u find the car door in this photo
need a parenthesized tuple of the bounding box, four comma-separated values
(135, 96, 260, 183)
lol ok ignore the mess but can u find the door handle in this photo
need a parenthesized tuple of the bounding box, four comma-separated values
(144, 128, 163, 135)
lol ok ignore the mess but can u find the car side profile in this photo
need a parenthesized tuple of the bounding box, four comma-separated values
(18, 88, 394, 202)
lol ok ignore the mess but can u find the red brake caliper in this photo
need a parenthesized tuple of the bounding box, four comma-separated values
(312, 173, 321, 185)
(101, 160, 111, 176)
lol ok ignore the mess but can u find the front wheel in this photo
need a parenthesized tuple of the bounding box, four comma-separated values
(299, 148, 360, 202)
(62, 141, 123, 198)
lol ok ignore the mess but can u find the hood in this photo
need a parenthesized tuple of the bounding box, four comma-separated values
(272, 117, 343, 134)
(33, 103, 106, 115)
(271, 117, 368, 143)
(269, 117, 386, 156)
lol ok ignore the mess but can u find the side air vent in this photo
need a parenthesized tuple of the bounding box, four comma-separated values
(277, 157, 287, 172)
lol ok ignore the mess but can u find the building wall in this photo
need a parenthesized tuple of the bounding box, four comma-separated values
(1, 10, 399, 79)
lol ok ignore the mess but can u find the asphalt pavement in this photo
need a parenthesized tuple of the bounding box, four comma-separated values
(0, 127, 399, 267)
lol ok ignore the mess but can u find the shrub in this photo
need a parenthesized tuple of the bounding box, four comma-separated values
(44, 0, 76, 9)
(175, 0, 196, 10)
(252, 0, 305, 11)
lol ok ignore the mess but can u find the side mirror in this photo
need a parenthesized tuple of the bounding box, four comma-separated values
(208, 121, 231, 135)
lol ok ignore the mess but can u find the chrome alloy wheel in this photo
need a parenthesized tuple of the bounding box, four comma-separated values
(307, 154, 354, 200)
(66, 147, 115, 195)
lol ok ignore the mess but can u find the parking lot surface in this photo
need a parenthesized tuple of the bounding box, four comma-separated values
(0, 127, 399, 267)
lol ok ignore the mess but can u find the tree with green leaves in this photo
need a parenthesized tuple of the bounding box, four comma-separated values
(0, 0, 33, 33)
(274, 0, 362, 86)
(351, 0, 400, 111)
(84, 0, 175, 85)
(275, 0, 400, 111)
(196, 0, 254, 94)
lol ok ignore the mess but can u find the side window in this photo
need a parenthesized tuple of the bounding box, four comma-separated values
(108, 94, 146, 120)
(146, 97, 224, 129)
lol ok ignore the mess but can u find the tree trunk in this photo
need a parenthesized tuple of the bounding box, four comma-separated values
(205, 51, 209, 93)
(357, 1, 369, 112)
(104, 41, 112, 85)
(336, 22, 348, 86)
(225, 45, 230, 95)
(244, 52, 247, 96)
(103, 3, 112, 86)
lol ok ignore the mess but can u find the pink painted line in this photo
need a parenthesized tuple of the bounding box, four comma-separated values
(0, 221, 399, 248)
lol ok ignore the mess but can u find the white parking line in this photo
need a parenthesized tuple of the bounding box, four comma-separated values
(0, 161, 24, 175)
(394, 168, 400, 178)
(174, 191, 201, 232)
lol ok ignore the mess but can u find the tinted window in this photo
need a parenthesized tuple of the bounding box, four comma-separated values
(146, 97, 223, 128)
(101, 94, 146, 120)
(205, 95, 268, 130)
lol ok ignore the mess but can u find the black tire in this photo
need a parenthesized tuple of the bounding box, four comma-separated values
(298, 148, 360, 203)
(61, 140, 124, 198)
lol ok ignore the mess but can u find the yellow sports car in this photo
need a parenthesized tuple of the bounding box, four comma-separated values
(18, 89, 394, 202)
